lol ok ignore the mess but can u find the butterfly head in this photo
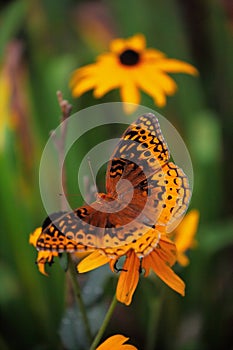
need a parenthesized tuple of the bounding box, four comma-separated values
(96, 192, 115, 203)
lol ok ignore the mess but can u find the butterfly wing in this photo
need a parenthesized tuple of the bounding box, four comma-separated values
(106, 113, 170, 194)
(36, 194, 152, 252)
(36, 113, 191, 254)
(106, 113, 190, 227)
(146, 162, 191, 229)
(36, 163, 190, 253)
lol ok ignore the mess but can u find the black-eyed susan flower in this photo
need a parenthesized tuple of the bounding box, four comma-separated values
(30, 210, 199, 304)
(173, 209, 199, 266)
(30, 226, 185, 304)
(70, 34, 198, 113)
(30, 226, 184, 304)
(96, 334, 137, 350)
(78, 229, 185, 306)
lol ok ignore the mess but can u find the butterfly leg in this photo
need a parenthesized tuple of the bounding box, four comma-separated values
(113, 259, 127, 273)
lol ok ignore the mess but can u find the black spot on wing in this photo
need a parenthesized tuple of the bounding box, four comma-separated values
(42, 211, 67, 230)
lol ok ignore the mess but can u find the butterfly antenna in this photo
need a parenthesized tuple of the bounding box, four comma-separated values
(87, 157, 99, 194)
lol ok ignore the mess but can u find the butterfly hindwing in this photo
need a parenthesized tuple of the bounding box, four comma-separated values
(37, 195, 152, 252)
(146, 162, 191, 229)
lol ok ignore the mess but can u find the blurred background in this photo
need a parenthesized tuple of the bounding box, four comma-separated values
(0, 0, 233, 349)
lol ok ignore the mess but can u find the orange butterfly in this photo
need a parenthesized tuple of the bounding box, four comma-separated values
(37, 113, 190, 256)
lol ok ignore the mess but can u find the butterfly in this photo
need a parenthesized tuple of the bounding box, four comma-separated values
(36, 113, 191, 257)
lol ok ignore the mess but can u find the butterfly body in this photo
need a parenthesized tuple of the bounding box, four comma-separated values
(37, 113, 191, 257)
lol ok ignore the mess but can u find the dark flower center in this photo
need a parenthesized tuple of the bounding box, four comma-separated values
(119, 49, 140, 66)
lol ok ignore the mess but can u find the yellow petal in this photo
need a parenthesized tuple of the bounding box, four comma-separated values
(144, 251, 185, 296)
(69, 66, 95, 92)
(154, 58, 198, 75)
(71, 76, 96, 97)
(74, 251, 93, 259)
(176, 253, 190, 267)
(116, 250, 140, 305)
(110, 34, 146, 54)
(143, 48, 166, 60)
(136, 73, 166, 107)
(97, 334, 137, 350)
(135, 62, 178, 105)
(122, 102, 139, 114)
(150, 70, 177, 95)
(36, 252, 48, 276)
(93, 54, 123, 95)
(109, 258, 119, 273)
(141, 234, 176, 277)
(38, 261, 48, 276)
(70, 53, 122, 99)
(36, 251, 58, 276)
(142, 256, 151, 277)
(126, 33, 146, 51)
(156, 237, 177, 267)
(110, 38, 127, 54)
(174, 210, 199, 253)
(93, 74, 119, 98)
(77, 250, 110, 273)
(29, 227, 42, 247)
(120, 81, 140, 114)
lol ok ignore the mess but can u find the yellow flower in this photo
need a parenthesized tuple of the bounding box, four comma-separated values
(172, 209, 200, 266)
(30, 210, 199, 283)
(78, 230, 185, 306)
(70, 34, 198, 113)
(96, 334, 137, 350)
(30, 225, 185, 304)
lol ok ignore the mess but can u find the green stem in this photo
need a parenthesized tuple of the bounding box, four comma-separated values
(67, 254, 92, 343)
(53, 94, 92, 344)
(90, 294, 118, 350)
(145, 292, 164, 350)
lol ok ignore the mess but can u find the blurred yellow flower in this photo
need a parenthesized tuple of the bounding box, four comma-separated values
(70, 34, 198, 113)
(96, 334, 137, 350)
(173, 209, 200, 266)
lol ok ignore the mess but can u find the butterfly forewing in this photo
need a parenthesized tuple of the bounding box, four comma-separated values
(106, 113, 170, 194)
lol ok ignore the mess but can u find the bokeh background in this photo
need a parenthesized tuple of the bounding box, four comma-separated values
(0, 0, 233, 349)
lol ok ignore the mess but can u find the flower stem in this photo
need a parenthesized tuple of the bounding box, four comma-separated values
(90, 294, 118, 350)
(54, 93, 92, 344)
(145, 291, 164, 350)
(67, 253, 93, 344)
